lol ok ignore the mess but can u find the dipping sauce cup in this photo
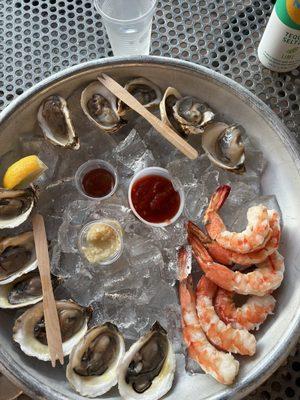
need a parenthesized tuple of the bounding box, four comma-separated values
(128, 167, 185, 227)
(78, 219, 123, 265)
(75, 160, 118, 200)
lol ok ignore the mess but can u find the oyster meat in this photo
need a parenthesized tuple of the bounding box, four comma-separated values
(67, 323, 125, 397)
(13, 300, 89, 361)
(81, 81, 125, 133)
(160, 87, 215, 136)
(117, 77, 162, 116)
(0, 271, 43, 309)
(0, 231, 37, 285)
(202, 122, 246, 173)
(0, 187, 37, 229)
(38, 95, 80, 149)
(118, 322, 176, 400)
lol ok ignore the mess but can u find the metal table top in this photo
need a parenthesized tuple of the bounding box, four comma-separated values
(0, 0, 299, 399)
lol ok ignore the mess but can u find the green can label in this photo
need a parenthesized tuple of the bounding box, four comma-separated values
(276, 0, 300, 30)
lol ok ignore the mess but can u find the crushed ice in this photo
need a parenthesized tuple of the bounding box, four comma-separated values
(15, 115, 281, 375)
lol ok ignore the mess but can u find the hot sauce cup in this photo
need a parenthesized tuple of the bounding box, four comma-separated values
(75, 159, 118, 200)
(128, 167, 185, 227)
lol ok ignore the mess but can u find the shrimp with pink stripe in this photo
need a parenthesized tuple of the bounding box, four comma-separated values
(196, 276, 256, 355)
(204, 185, 272, 254)
(178, 247, 239, 385)
(191, 236, 284, 296)
(187, 208, 281, 267)
(214, 288, 276, 331)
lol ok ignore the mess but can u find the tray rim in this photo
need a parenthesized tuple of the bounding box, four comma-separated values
(0, 55, 299, 400)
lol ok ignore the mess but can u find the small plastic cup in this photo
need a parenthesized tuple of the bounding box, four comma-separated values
(75, 160, 118, 200)
(78, 218, 123, 266)
(94, 0, 157, 56)
(128, 167, 185, 227)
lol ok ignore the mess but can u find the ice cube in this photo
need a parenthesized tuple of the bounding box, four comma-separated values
(51, 249, 83, 278)
(60, 267, 103, 307)
(151, 281, 178, 309)
(19, 132, 44, 154)
(142, 124, 181, 167)
(184, 168, 219, 224)
(184, 184, 208, 223)
(168, 158, 197, 188)
(244, 136, 267, 175)
(163, 303, 185, 353)
(37, 143, 59, 187)
(160, 247, 179, 285)
(53, 128, 117, 180)
(91, 297, 149, 340)
(38, 177, 80, 218)
(113, 129, 147, 170)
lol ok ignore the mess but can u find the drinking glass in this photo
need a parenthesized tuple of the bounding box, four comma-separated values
(94, 0, 157, 56)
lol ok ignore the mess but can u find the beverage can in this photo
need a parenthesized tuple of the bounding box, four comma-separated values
(258, 0, 300, 72)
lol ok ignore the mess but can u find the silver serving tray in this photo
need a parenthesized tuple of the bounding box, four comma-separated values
(0, 56, 299, 400)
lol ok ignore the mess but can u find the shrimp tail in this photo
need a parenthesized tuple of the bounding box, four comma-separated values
(196, 274, 218, 297)
(204, 185, 231, 220)
(205, 263, 235, 290)
(178, 246, 192, 281)
(188, 233, 216, 274)
(187, 221, 211, 243)
(188, 221, 236, 266)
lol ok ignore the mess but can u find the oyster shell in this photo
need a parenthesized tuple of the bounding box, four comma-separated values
(13, 300, 89, 361)
(0, 271, 43, 309)
(38, 95, 80, 149)
(67, 323, 125, 397)
(117, 77, 162, 116)
(160, 87, 215, 136)
(0, 231, 37, 285)
(118, 322, 176, 400)
(202, 122, 246, 173)
(0, 187, 37, 229)
(81, 81, 125, 133)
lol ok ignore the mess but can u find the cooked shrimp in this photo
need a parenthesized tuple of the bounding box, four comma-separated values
(188, 210, 280, 266)
(178, 248, 239, 385)
(191, 237, 284, 296)
(204, 185, 271, 254)
(214, 288, 276, 331)
(196, 276, 256, 356)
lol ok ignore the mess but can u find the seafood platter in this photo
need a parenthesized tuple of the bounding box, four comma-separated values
(0, 57, 299, 400)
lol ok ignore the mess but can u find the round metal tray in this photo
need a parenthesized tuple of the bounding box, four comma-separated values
(0, 56, 299, 400)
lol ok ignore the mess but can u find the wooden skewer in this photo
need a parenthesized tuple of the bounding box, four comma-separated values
(32, 214, 64, 368)
(98, 73, 199, 160)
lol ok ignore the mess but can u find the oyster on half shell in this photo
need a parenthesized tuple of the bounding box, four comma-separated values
(38, 95, 80, 149)
(160, 87, 215, 136)
(118, 322, 176, 400)
(0, 231, 37, 285)
(13, 300, 89, 361)
(67, 323, 125, 398)
(81, 81, 125, 133)
(0, 187, 37, 229)
(0, 271, 43, 309)
(0, 272, 59, 309)
(117, 77, 162, 116)
(202, 122, 246, 173)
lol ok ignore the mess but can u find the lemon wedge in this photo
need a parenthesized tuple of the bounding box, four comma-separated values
(3, 155, 48, 189)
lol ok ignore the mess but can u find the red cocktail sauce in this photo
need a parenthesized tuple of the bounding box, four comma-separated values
(82, 168, 115, 198)
(131, 175, 180, 223)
